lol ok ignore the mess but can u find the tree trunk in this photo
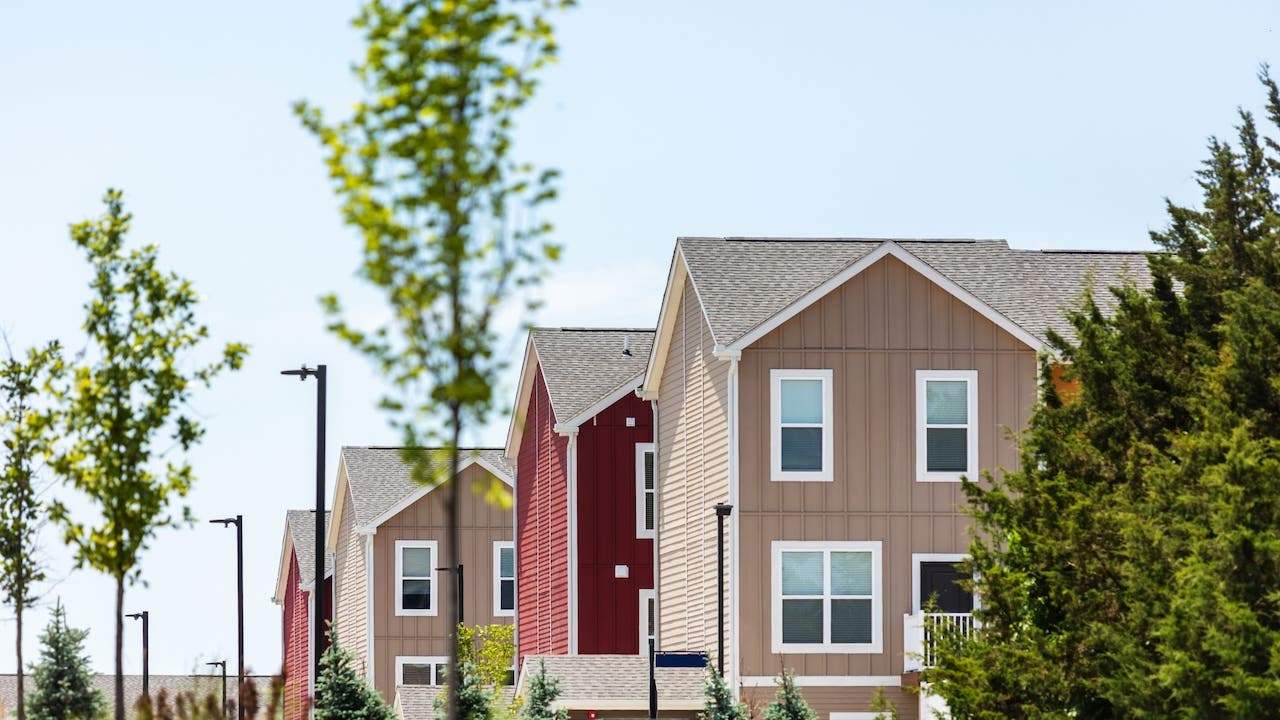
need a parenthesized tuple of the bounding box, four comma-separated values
(446, 403, 462, 720)
(115, 576, 125, 720)
(16, 602, 24, 720)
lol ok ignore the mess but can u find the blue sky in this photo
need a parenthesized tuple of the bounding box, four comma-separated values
(0, 1, 1277, 677)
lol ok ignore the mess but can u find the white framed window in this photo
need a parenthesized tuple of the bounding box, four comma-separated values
(395, 656, 448, 686)
(771, 541, 882, 653)
(394, 540, 438, 616)
(636, 443, 656, 538)
(915, 370, 978, 482)
(493, 541, 515, 617)
(911, 553, 977, 615)
(770, 369, 834, 482)
(639, 588, 656, 655)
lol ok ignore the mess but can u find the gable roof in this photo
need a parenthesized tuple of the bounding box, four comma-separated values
(394, 686, 517, 720)
(515, 655, 705, 711)
(337, 446, 513, 533)
(504, 328, 655, 459)
(273, 509, 332, 604)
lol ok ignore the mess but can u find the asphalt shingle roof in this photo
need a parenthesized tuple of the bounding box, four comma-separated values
(530, 328, 654, 423)
(341, 447, 513, 529)
(395, 685, 516, 720)
(518, 655, 706, 710)
(678, 237, 1154, 348)
(286, 509, 332, 586)
(0, 674, 271, 719)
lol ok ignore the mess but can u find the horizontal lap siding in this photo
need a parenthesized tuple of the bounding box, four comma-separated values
(372, 463, 514, 701)
(577, 390, 654, 654)
(738, 255, 1036, 678)
(517, 370, 570, 662)
(657, 276, 729, 656)
(334, 478, 368, 674)
(283, 556, 308, 720)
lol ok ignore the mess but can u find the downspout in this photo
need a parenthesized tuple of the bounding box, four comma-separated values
(557, 424, 581, 655)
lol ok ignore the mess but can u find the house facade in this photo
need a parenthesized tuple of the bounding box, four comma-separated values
(506, 328, 657, 660)
(272, 509, 332, 720)
(640, 237, 1150, 718)
(327, 446, 515, 703)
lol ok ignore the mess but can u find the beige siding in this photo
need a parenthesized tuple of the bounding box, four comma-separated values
(371, 464, 514, 701)
(737, 255, 1037, 678)
(656, 276, 731, 656)
(334, 471, 368, 672)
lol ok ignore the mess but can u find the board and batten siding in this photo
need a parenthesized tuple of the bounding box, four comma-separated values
(737, 254, 1037, 682)
(371, 463, 513, 701)
(333, 475, 368, 674)
(656, 275, 730, 655)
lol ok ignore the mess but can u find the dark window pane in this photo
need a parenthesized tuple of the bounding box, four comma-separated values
(500, 579, 515, 610)
(402, 579, 432, 609)
(920, 562, 973, 613)
(781, 427, 823, 471)
(644, 452, 655, 490)
(403, 664, 433, 685)
(831, 599, 872, 644)
(782, 599, 823, 643)
(927, 428, 967, 472)
(499, 547, 514, 578)
(645, 493, 655, 530)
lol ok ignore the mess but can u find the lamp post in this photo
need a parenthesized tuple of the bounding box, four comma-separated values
(206, 661, 228, 719)
(210, 516, 244, 720)
(280, 364, 327, 686)
(436, 564, 464, 623)
(713, 503, 733, 677)
(125, 612, 149, 698)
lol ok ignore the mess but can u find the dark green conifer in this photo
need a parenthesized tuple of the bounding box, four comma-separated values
(26, 602, 104, 720)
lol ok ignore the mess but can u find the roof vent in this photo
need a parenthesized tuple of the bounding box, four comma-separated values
(622, 336, 632, 356)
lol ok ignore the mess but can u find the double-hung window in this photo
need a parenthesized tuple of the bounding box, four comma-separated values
(396, 656, 448, 686)
(636, 443, 656, 538)
(771, 541, 882, 653)
(395, 540, 438, 616)
(770, 369, 834, 482)
(915, 370, 978, 482)
(493, 541, 515, 616)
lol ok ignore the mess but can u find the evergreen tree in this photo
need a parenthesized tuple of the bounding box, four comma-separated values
(313, 632, 393, 720)
(700, 667, 747, 720)
(517, 660, 566, 720)
(763, 670, 816, 720)
(26, 601, 105, 720)
(434, 662, 495, 720)
(927, 67, 1280, 718)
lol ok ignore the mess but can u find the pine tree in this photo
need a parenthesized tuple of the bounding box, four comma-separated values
(517, 660, 566, 720)
(434, 662, 494, 720)
(26, 601, 105, 720)
(700, 667, 747, 720)
(313, 632, 393, 720)
(763, 670, 816, 720)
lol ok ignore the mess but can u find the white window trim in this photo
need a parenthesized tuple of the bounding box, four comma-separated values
(910, 553, 978, 614)
(636, 443, 656, 538)
(493, 541, 515, 617)
(395, 655, 448, 686)
(770, 369, 835, 482)
(771, 540, 882, 654)
(639, 588, 657, 656)
(394, 540, 439, 617)
(915, 369, 979, 482)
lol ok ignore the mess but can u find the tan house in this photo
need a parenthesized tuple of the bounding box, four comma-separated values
(639, 237, 1149, 719)
(327, 446, 515, 703)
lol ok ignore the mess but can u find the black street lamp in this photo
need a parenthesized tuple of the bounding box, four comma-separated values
(125, 611, 149, 698)
(280, 364, 327, 687)
(205, 660, 228, 719)
(713, 502, 733, 677)
(210, 516, 244, 720)
(436, 564, 464, 623)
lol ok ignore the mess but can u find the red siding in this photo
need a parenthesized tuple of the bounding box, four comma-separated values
(517, 370, 571, 661)
(282, 555, 308, 720)
(576, 390, 655, 654)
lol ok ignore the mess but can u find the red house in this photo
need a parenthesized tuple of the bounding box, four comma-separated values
(506, 328, 657, 660)
(272, 509, 332, 720)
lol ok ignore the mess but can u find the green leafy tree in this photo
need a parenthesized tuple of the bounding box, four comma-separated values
(295, 2, 569, 718)
(434, 661, 495, 720)
(26, 601, 105, 720)
(0, 339, 61, 720)
(313, 631, 394, 720)
(927, 68, 1280, 718)
(48, 190, 248, 720)
(458, 624, 517, 688)
(763, 670, 816, 720)
(700, 667, 748, 720)
(516, 660, 566, 720)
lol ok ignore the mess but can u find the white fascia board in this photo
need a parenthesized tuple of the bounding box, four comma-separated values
(727, 242, 1049, 354)
(326, 457, 350, 551)
(272, 520, 294, 605)
(558, 372, 645, 431)
(639, 246, 690, 401)
(505, 337, 541, 462)
(364, 533, 375, 683)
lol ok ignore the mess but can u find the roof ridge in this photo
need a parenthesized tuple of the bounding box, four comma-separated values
(534, 327, 656, 333)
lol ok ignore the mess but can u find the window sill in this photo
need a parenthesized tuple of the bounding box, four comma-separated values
(771, 641, 882, 654)
(395, 608, 439, 617)
(771, 471, 834, 482)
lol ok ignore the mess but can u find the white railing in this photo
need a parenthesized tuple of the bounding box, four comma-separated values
(902, 612, 976, 672)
